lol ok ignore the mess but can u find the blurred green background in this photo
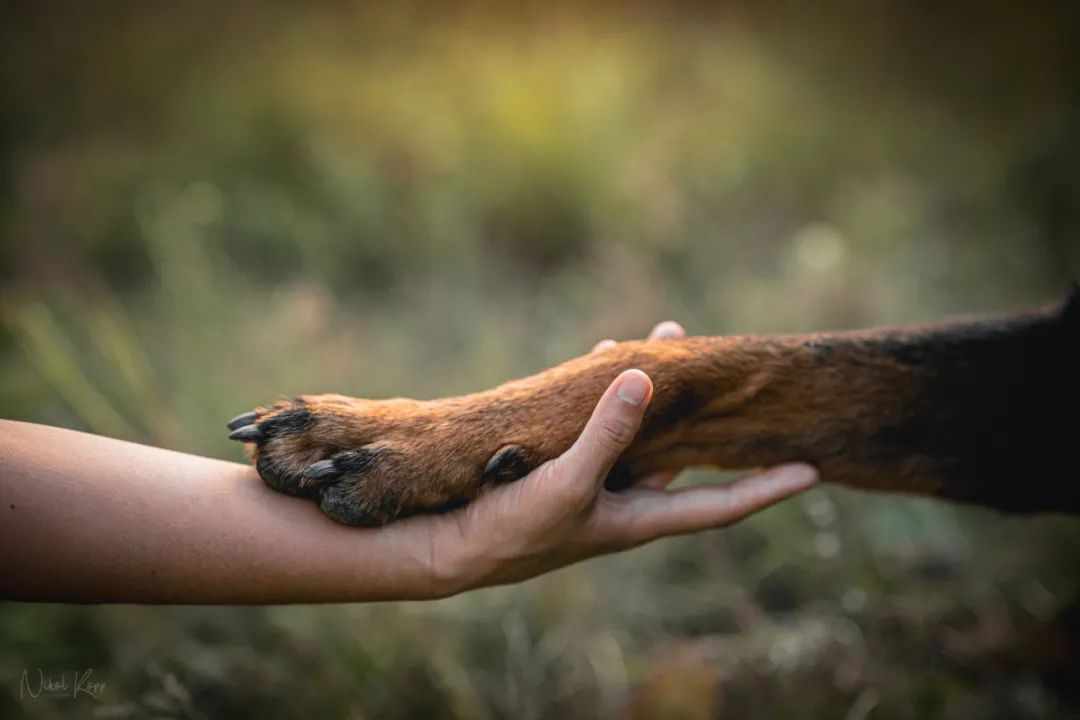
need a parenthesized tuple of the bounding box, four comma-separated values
(2, 1, 1080, 718)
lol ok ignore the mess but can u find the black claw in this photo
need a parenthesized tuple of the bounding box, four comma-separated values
(301, 459, 343, 490)
(301, 449, 378, 489)
(332, 449, 378, 474)
(304, 459, 341, 481)
(483, 444, 533, 484)
(228, 425, 264, 442)
(227, 411, 258, 430)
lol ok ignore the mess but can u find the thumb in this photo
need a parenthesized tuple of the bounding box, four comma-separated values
(557, 369, 653, 491)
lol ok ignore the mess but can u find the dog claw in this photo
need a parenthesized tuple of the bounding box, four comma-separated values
(483, 444, 532, 484)
(228, 425, 264, 442)
(303, 459, 341, 484)
(227, 411, 258, 430)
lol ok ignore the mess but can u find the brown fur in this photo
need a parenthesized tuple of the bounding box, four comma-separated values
(235, 291, 1078, 525)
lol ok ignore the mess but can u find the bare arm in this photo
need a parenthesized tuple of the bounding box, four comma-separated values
(0, 420, 441, 603)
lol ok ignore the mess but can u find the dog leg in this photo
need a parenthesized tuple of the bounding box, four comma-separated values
(229, 290, 1078, 524)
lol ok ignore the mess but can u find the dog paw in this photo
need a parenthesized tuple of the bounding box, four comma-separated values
(226, 396, 545, 526)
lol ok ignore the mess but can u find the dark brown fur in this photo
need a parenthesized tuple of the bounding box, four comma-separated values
(234, 290, 1079, 525)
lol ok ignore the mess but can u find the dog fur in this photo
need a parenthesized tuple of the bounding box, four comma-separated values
(229, 289, 1079, 525)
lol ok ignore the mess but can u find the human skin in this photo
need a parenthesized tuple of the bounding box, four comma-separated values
(0, 323, 818, 604)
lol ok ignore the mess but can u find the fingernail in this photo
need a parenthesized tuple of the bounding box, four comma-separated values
(771, 463, 819, 489)
(616, 370, 650, 406)
(652, 321, 685, 339)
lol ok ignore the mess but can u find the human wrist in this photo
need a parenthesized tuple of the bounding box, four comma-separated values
(416, 521, 487, 599)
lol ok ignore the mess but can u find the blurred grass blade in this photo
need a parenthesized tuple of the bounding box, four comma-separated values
(77, 283, 188, 446)
(8, 302, 139, 439)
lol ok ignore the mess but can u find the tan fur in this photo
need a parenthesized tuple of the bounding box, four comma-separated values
(238, 296, 1077, 524)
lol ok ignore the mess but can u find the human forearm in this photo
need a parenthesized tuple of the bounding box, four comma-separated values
(0, 421, 441, 603)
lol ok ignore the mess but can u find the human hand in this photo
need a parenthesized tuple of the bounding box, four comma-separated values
(397, 322, 819, 595)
